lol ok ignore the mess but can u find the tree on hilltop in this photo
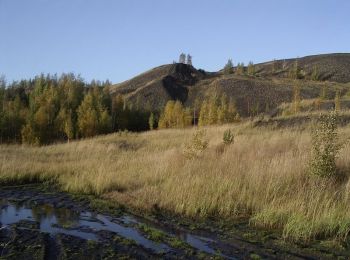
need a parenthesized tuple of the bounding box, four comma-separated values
(224, 59, 233, 75)
(179, 53, 186, 64)
(186, 54, 192, 66)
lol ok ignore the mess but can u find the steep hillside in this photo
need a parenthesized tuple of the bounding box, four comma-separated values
(111, 53, 350, 116)
(111, 63, 209, 109)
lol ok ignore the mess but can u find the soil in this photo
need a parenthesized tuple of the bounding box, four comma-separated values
(0, 184, 349, 259)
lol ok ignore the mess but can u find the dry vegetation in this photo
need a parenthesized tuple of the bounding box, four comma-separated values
(2, 121, 350, 241)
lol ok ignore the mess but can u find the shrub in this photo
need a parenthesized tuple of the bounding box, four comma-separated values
(223, 129, 234, 145)
(309, 111, 342, 178)
(183, 129, 208, 159)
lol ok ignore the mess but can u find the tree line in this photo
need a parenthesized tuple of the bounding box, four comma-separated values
(156, 94, 240, 130)
(0, 73, 245, 144)
(0, 74, 150, 144)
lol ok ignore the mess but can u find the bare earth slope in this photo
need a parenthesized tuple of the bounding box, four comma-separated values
(255, 53, 350, 83)
(111, 53, 350, 115)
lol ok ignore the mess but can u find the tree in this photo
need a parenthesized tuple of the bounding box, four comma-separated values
(198, 95, 238, 126)
(112, 94, 127, 130)
(77, 93, 100, 137)
(63, 110, 74, 142)
(208, 96, 218, 125)
(179, 53, 186, 64)
(184, 108, 192, 126)
(21, 120, 39, 145)
(186, 54, 192, 66)
(148, 113, 155, 130)
(158, 100, 175, 128)
(77, 90, 111, 138)
(228, 98, 238, 122)
(217, 94, 228, 124)
(236, 62, 244, 75)
(192, 98, 200, 126)
(289, 59, 301, 79)
(247, 61, 255, 76)
(311, 65, 320, 81)
(223, 59, 233, 75)
(158, 100, 191, 129)
(198, 100, 209, 126)
(99, 109, 112, 134)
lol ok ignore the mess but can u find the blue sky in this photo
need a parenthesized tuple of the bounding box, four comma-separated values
(1, 0, 349, 84)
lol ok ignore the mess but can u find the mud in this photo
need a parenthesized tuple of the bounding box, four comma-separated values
(0, 185, 349, 259)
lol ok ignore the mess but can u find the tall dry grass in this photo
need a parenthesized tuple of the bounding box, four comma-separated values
(1, 122, 350, 241)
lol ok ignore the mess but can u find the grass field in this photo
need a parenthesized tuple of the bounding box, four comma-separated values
(2, 119, 350, 242)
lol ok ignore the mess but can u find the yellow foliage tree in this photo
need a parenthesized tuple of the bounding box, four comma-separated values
(158, 100, 192, 129)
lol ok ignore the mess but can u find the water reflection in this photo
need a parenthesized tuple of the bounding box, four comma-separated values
(0, 201, 169, 253)
(0, 200, 230, 257)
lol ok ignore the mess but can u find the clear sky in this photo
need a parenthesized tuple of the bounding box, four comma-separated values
(1, 0, 349, 84)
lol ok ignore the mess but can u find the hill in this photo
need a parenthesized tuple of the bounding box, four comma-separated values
(111, 53, 350, 116)
(255, 53, 350, 82)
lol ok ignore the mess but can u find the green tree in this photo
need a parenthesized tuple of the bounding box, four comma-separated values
(223, 59, 234, 75)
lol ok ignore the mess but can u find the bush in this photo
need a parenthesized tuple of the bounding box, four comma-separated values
(183, 129, 208, 159)
(309, 111, 342, 178)
(223, 129, 234, 145)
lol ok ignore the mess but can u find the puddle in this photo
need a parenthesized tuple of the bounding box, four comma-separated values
(0, 199, 233, 258)
(0, 200, 169, 253)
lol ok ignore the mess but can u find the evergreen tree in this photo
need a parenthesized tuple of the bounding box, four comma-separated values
(223, 59, 234, 75)
(186, 54, 192, 66)
(179, 53, 186, 63)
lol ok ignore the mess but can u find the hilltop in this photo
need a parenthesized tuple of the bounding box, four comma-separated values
(111, 53, 350, 116)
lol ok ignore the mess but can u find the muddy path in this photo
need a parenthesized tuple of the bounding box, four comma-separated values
(0, 185, 349, 259)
